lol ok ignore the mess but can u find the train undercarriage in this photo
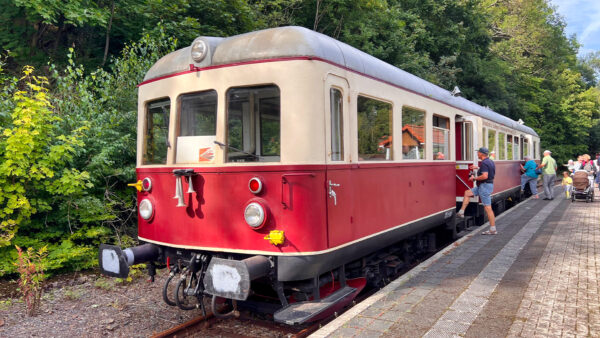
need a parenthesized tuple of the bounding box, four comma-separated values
(99, 223, 450, 325)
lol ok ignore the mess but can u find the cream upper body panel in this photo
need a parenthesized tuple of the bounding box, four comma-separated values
(137, 26, 539, 167)
(138, 60, 327, 166)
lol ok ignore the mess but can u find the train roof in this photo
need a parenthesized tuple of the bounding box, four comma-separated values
(144, 26, 538, 137)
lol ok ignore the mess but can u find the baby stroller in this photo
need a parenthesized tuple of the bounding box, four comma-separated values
(572, 170, 594, 203)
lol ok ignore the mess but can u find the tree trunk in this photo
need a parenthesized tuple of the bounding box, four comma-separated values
(102, 0, 115, 67)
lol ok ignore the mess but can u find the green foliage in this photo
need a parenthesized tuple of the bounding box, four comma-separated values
(14, 245, 47, 316)
(115, 263, 146, 283)
(0, 67, 89, 246)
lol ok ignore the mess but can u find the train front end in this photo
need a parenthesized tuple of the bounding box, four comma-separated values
(98, 28, 359, 323)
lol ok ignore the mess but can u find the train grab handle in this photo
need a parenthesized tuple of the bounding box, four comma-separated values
(281, 173, 316, 209)
(456, 174, 472, 190)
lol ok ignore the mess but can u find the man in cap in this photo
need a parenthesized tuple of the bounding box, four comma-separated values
(457, 147, 497, 235)
(538, 150, 557, 200)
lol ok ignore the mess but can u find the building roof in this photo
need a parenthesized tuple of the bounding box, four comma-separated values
(144, 26, 538, 137)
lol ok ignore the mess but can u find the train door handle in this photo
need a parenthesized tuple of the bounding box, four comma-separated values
(328, 180, 340, 206)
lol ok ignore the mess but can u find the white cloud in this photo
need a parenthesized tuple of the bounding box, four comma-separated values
(551, 0, 600, 52)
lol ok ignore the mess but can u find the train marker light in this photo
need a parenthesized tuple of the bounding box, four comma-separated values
(191, 39, 208, 62)
(244, 202, 266, 229)
(264, 230, 285, 246)
(139, 199, 154, 220)
(127, 180, 143, 192)
(142, 177, 152, 192)
(248, 177, 263, 194)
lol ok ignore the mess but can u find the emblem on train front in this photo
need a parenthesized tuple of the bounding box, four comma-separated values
(199, 147, 215, 162)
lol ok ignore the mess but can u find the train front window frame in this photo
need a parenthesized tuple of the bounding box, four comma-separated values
(175, 90, 217, 163)
(143, 98, 170, 165)
(226, 85, 281, 163)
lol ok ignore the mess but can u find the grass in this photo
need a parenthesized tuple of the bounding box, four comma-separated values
(94, 277, 114, 291)
(63, 288, 81, 301)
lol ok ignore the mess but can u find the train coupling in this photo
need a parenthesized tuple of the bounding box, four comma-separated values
(98, 243, 160, 278)
(203, 256, 271, 301)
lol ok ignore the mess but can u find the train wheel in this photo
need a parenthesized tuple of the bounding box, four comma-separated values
(175, 277, 198, 310)
(162, 273, 177, 306)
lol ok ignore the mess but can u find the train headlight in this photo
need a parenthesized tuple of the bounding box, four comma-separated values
(142, 177, 152, 192)
(248, 177, 263, 194)
(191, 39, 208, 62)
(139, 199, 154, 220)
(244, 202, 266, 229)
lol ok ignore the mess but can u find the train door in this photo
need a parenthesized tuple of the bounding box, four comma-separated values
(455, 117, 478, 204)
(324, 75, 355, 248)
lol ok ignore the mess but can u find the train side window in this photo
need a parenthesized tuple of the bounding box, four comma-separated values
(507, 135, 513, 160)
(433, 115, 449, 160)
(533, 141, 538, 159)
(461, 122, 473, 161)
(226, 85, 280, 162)
(523, 139, 529, 158)
(176, 90, 217, 163)
(143, 98, 170, 165)
(498, 132, 506, 160)
(488, 129, 497, 160)
(514, 136, 519, 160)
(483, 127, 487, 149)
(402, 107, 426, 160)
(357, 96, 392, 161)
(330, 88, 344, 161)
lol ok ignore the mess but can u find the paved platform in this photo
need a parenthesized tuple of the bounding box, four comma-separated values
(312, 186, 599, 337)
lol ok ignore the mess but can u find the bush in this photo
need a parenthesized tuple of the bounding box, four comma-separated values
(0, 26, 177, 278)
(14, 245, 47, 316)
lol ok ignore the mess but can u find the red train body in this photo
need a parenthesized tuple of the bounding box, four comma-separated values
(98, 26, 539, 324)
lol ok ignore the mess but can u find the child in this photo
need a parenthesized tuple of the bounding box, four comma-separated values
(562, 171, 573, 198)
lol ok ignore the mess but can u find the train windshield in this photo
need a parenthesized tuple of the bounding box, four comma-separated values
(176, 90, 217, 163)
(143, 98, 170, 164)
(226, 85, 280, 162)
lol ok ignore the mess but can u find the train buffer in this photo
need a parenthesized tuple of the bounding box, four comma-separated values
(312, 186, 599, 337)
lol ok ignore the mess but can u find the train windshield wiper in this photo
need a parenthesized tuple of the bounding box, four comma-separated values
(213, 140, 261, 159)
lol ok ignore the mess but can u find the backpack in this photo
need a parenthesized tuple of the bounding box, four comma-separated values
(584, 161, 596, 173)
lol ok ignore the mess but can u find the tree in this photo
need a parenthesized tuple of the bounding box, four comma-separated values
(0, 66, 89, 246)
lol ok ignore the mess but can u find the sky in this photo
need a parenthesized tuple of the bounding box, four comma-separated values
(551, 0, 600, 55)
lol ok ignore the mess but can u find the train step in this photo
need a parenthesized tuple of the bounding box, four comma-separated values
(273, 286, 357, 325)
(455, 215, 476, 238)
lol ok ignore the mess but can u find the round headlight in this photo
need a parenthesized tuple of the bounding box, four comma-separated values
(244, 202, 266, 229)
(139, 199, 154, 220)
(142, 177, 152, 192)
(191, 39, 208, 63)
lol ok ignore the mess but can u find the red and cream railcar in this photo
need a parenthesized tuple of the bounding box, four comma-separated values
(99, 26, 538, 324)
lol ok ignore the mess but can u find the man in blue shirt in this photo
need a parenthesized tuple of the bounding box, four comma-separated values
(520, 155, 539, 199)
(457, 147, 497, 235)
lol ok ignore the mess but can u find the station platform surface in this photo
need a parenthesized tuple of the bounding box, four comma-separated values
(312, 186, 599, 337)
